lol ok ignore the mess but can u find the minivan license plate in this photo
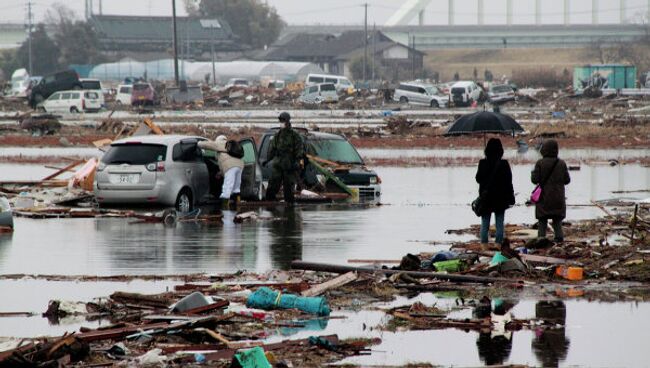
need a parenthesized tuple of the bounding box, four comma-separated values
(110, 174, 139, 184)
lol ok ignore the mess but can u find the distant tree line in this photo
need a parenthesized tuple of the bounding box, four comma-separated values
(0, 4, 104, 78)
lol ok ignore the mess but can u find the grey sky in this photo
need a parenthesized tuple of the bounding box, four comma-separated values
(1, 0, 648, 25)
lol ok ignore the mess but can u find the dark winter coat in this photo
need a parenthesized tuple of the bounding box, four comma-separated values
(531, 140, 571, 219)
(475, 159, 515, 215)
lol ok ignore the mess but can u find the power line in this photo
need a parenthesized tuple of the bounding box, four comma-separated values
(283, 4, 360, 16)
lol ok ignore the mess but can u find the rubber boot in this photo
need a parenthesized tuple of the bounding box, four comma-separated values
(229, 193, 240, 210)
(220, 198, 230, 210)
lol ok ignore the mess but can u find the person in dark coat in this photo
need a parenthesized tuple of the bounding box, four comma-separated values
(475, 138, 515, 246)
(531, 139, 571, 242)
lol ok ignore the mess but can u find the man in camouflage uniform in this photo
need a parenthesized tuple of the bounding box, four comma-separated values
(265, 112, 304, 204)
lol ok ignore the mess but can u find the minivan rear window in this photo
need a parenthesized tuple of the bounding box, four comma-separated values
(102, 144, 166, 165)
(81, 80, 101, 89)
(84, 91, 99, 99)
(320, 84, 336, 91)
(119, 86, 132, 94)
(451, 87, 466, 94)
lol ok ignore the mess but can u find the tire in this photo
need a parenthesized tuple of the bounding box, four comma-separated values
(70, 106, 79, 113)
(430, 100, 439, 108)
(175, 188, 193, 213)
(399, 96, 408, 103)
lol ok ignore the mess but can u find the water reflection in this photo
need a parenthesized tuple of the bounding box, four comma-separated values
(533, 301, 570, 368)
(475, 298, 518, 366)
(267, 206, 303, 270)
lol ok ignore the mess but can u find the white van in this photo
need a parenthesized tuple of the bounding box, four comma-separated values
(450, 81, 483, 107)
(80, 78, 105, 107)
(115, 84, 132, 105)
(298, 83, 339, 104)
(305, 73, 354, 93)
(41, 90, 102, 113)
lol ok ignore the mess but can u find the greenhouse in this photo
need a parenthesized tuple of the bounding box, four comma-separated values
(88, 59, 323, 83)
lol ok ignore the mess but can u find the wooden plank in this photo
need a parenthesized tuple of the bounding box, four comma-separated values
(521, 253, 568, 265)
(301, 271, 357, 297)
(179, 300, 230, 315)
(41, 160, 84, 181)
(143, 118, 164, 135)
(93, 138, 113, 148)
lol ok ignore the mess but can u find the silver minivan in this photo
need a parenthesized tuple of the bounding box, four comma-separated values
(298, 83, 339, 104)
(94, 135, 263, 211)
(393, 82, 449, 108)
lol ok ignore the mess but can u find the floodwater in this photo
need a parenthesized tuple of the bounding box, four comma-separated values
(0, 163, 648, 275)
(266, 294, 650, 368)
(1, 150, 649, 366)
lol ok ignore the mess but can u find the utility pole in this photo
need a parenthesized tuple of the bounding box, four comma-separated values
(411, 35, 416, 80)
(363, 3, 368, 83)
(172, 0, 179, 86)
(211, 41, 216, 86)
(26, 0, 33, 75)
(371, 23, 376, 82)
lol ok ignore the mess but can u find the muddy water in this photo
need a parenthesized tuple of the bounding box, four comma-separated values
(0, 164, 647, 275)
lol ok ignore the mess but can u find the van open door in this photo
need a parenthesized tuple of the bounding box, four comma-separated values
(239, 138, 264, 200)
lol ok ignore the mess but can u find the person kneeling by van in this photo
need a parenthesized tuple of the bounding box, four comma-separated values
(198, 135, 244, 209)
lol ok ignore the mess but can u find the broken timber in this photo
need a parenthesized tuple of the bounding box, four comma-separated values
(301, 271, 358, 297)
(291, 261, 514, 284)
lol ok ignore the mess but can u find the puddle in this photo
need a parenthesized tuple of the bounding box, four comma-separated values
(0, 279, 178, 338)
(337, 297, 650, 368)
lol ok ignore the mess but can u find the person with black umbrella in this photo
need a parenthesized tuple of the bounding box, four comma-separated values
(475, 138, 515, 248)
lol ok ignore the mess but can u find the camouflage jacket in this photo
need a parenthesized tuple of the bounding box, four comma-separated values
(269, 128, 304, 171)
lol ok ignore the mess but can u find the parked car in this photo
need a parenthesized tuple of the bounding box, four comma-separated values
(115, 84, 133, 105)
(29, 69, 82, 107)
(131, 82, 154, 106)
(94, 135, 263, 211)
(393, 82, 449, 108)
(298, 83, 339, 104)
(305, 73, 354, 93)
(40, 90, 102, 113)
(258, 129, 381, 201)
(80, 78, 105, 107)
(450, 81, 483, 107)
(225, 78, 250, 89)
(488, 84, 516, 103)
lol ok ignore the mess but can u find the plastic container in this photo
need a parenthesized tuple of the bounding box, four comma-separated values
(433, 259, 463, 273)
(555, 266, 584, 281)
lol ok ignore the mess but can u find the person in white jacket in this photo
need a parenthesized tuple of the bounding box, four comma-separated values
(198, 135, 244, 208)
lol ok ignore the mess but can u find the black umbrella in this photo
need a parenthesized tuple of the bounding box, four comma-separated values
(445, 111, 524, 136)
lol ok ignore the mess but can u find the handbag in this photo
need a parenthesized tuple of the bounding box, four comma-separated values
(472, 160, 501, 217)
(530, 159, 559, 204)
